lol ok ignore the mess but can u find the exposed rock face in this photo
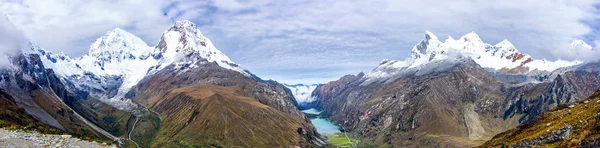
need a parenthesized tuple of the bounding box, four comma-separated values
(509, 125, 572, 147)
(127, 61, 323, 147)
(481, 90, 600, 147)
(311, 72, 364, 110)
(312, 59, 600, 147)
(503, 70, 600, 123)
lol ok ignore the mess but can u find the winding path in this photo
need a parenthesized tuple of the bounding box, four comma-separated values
(128, 117, 140, 148)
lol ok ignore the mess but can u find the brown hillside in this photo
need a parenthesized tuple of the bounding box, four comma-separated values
(143, 84, 314, 147)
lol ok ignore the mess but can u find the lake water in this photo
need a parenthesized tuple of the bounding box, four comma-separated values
(301, 108, 342, 135)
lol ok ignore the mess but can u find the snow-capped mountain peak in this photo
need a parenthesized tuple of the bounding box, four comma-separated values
(154, 20, 248, 75)
(364, 31, 583, 82)
(87, 28, 152, 58)
(571, 40, 593, 51)
(495, 39, 515, 50)
(168, 20, 201, 36)
(492, 39, 518, 58)
(424, 30, 438, 40)
(459, 31, 483, 42)
(35, 20, 251, 111)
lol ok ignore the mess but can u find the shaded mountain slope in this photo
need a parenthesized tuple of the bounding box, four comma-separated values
(502, 70, 600, 123)
(0, 89, 61, 134)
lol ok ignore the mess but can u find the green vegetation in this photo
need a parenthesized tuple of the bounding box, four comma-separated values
(129, 110, 161, 148)
(327, 132, 359, 148)
(71, 97, 135, 137)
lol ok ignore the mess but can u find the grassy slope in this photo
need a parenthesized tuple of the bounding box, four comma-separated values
(327, 132, 360, 148)
(128, 110, 161, 148)
(70, 97, 134, 137)
(480, 89, 600, 147)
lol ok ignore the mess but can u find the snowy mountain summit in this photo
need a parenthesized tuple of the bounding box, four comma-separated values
(36, 20, 249, 111)
(153, 20, 248, 75)
(366, 31, 584, 80)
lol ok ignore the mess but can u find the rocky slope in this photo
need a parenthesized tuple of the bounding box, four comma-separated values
(481, 89, 600, 147)
(315, 58, 519, 147)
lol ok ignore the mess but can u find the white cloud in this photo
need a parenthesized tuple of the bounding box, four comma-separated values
(0, 0, 203, 56)
(0, 14, 24, 68)
(1, 0, 599, 84)
(199, 0, 600, 83)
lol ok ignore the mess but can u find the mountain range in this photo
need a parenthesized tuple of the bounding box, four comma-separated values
(309, 31, 599, 147)
(0, 17, 325, 147)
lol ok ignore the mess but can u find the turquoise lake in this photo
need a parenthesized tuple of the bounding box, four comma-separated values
(301, 108, 342, 135)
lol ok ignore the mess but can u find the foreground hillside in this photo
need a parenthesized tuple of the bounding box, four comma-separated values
(481, 89, 600, 147)
(0, 128, 112, 148)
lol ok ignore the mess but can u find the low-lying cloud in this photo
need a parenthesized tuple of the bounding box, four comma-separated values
(0, 14, 23, 69)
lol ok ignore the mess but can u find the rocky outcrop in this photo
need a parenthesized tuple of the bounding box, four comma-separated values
(503, 70, 600, 123)
(481, 90, 600, 147)
(509, 125, 572, 147)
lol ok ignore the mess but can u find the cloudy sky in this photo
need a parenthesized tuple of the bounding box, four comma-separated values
(1, 0, 599, 84)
